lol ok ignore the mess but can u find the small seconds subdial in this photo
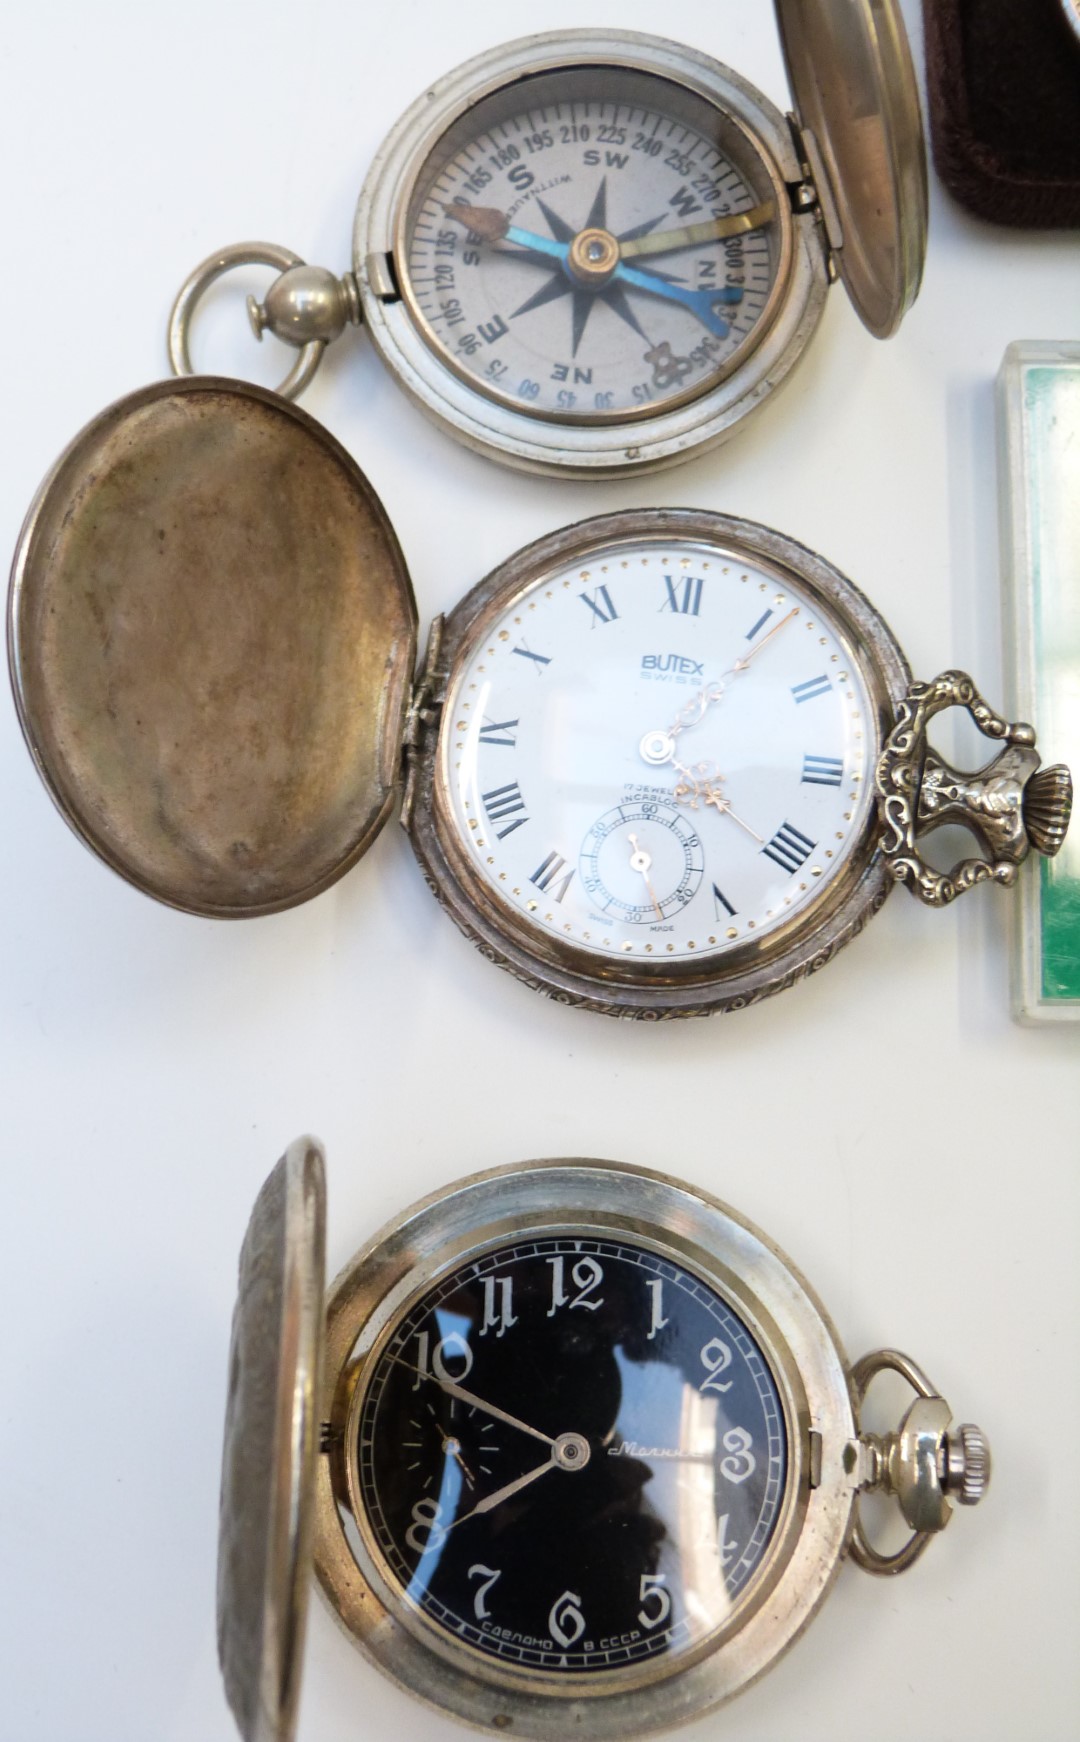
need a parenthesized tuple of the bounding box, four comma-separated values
(580, 800, 705, 923)
(438, 533, 875, 969)
(403, 65, 781, 421)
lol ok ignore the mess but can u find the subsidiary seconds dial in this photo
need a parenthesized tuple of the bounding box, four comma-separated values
(437, 526, 874, 969)
(404, 505, 1070, 1019)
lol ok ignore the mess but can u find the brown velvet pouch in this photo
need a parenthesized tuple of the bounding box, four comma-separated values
(922, 0, 1080, 226)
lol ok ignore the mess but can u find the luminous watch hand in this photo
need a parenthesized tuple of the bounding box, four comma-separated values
(627, 833, 666, 924)
(391, 1356, 556, 1447)
(443, 1429, 590, 1533)
(447, 1451, 557, 1526)
(619, 200, 776, 260)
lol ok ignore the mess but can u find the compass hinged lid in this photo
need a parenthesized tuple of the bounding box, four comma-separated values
(8, 378, 417, 916)
(218, 1138, 327, 1742)
(775, 0, 928, 337)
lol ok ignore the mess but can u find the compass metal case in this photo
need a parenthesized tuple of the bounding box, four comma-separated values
(354, 30, 818, 477)
(219, 1142, 990, 1742)
(346, 7, 927, 475)
(185, 5, 927, 477)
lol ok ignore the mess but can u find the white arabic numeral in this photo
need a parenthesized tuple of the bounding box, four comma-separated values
(546, 1254, 604, 1316)
(699, 1336, 734, 1394)
(548, 1589, 586, 1647)
(467, 1563, 502, 1620)
(645, 1278, 669, 1341)
(479, 1275, 518, 1339)
(720, 1426, 756, 1485)
(406, 1498, 445, 1553)
(716, 1510, 738, 1568)
(637, 1573, 671, 1631)
(412, 1328, 474, 1389)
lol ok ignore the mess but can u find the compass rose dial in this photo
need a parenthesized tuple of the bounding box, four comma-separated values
(401, 64, 784, 422)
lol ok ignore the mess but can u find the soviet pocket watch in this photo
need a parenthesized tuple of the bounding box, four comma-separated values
(9, 402, 1071, 1015)
(218, 1139, 990, 1742)
(168, 1, 927, 476)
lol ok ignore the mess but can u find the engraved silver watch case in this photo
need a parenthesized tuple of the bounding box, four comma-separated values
(10, 437, 1071, 1013)
(218, 1139, 990, 1742)
(170, 2, 928, 477)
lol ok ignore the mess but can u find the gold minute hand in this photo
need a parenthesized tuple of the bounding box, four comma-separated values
(732, 607, 798, 672)
(619, 200, 776, 260)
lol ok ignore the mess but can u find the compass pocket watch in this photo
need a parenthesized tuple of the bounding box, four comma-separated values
(219, 1139, 990, 1742)
(168, 1, 927, 476)
(9, 401, 1071, 1016)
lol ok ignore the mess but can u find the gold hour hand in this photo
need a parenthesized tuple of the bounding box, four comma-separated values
(619, 200, 776, 260)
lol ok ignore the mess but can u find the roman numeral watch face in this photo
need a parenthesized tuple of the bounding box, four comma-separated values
(399, 507, 1066, 1017)
(217, 1143, 992, 1742)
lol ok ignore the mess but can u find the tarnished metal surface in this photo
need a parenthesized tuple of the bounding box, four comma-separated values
(848, 1349, 990, 1577)
(9, 378, 417, 915)
(776, 0, 928, 338)
(313, 1156, 859, 1740)
(876, 670, 1072, 907)
(218, 1139, 326, 1742)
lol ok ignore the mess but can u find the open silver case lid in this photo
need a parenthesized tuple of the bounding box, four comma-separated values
(218, 1139, 327, 1742)
(775, 0, 928, 338)
(8, 379, 417, 916)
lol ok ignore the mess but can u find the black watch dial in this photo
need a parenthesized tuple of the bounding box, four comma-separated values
(355, 1234, 787, 1677)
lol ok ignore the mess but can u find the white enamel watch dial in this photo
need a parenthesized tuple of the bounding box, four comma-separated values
(405, 507, 1071, 1017)
(438, 532, 875, 966)
(408, 508, 910, 1017)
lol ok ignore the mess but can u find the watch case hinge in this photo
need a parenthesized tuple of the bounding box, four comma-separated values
(365, 250, 401, 302)
(401, 613, 447, 830)
(808, 1429, 823, 1489)
(785, 112, 841, 283)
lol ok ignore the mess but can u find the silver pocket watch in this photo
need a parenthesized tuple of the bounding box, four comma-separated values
(10, 396, 1071, 1017)
(170, 2, 927, 476)
(218, 1139, 990, 1741)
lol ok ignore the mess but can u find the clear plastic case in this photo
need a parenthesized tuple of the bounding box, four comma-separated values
(998, 340, 1080, 1022)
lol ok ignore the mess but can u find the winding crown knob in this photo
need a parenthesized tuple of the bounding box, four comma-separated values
(1022, 763, 1073, 858)
(945, 1422, 991, 1507)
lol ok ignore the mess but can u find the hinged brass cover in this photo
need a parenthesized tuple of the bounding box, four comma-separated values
(775, 0, 928, 337)
(218, 1139, 327, 1742)
(9, 378, 417, 915)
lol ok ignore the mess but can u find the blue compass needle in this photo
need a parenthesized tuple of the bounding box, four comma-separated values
(502, 225, 742, 337)
(612, 261, 743, 336)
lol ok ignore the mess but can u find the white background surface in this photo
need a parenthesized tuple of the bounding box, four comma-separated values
(2, 3, 1079, 1739)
